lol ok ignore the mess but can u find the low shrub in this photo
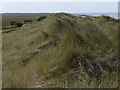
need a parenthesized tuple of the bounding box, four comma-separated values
(24, 20, 33, 23)
(37, 16, 47, 21)
(15, 22, 23, 27)
(10, 21, 23, 27)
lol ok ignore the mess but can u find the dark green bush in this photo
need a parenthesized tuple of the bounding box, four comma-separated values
(24, 20, 33, 23)
(10, 21, 23, 27)
(15, 22, 23, 27)
(37, 16, 47, 21)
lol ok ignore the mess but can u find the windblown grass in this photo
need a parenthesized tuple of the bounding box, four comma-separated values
(2, 13, 119, 88)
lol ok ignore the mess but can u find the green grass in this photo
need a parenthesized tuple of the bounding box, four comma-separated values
(2, 13, 119, 88)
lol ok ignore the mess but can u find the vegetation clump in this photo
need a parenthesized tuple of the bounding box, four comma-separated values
(24, 19, 33, 23)
(37, 16, 47, 21)
(10, 21, 23, 27)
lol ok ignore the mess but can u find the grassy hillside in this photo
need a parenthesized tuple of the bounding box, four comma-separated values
(2, 13, 119, 88)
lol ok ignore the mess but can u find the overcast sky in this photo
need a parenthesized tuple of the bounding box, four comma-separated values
(1, 2, 118, 13)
